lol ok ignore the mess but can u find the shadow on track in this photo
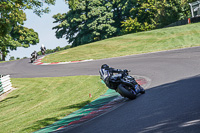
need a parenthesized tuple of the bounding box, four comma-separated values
(135, 75, 200, 133)
(63, 75, 200, 133)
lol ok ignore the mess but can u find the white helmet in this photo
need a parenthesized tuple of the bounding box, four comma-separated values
(41, 44, 44, 48)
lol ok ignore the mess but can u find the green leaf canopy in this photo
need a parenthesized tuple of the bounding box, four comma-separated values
(53, 0, 119, 47)
(0, 0, 56, 60)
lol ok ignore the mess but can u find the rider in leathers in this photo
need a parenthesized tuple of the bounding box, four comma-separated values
(31, 51, 37, 59)
(100, 64, 128, 89)
(40, 44, 46, 55)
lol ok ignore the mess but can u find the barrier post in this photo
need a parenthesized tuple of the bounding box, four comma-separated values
(188, 18, 191, 24)
(0, 75, 12, 96)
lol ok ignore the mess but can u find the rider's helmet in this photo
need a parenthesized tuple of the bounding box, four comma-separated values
(41, 44, 44, 48)
(101, 64, 109, 69)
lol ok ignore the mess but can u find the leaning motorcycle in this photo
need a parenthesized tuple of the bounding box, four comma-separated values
(30, 53, 37, 63)
(99, 68, 145, 100)
(41, 50, 45, 55)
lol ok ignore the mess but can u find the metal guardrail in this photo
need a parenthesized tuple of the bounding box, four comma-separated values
(165, 16, 200, 28)
(0, 75, 12, 95)
(165, 19, 188, 28)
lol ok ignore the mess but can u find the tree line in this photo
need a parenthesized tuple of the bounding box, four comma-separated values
(37, 45, 71, 56)
(0, 0, 58, 61)
(0, 0, 197, 61)
(53, 0, 196, 47)
(5, 45, 71, 61)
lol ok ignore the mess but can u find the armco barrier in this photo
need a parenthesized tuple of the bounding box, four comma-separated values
(165, 16, 200, 28)
(165, 19, 188, 28)
(0, 75, 12, 95)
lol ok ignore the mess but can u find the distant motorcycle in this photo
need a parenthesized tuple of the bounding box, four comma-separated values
(30, 51, 37, 63)
(99, 65, 145, 100)
(40, 45, 46, 55)
(41, 49, 45, 55)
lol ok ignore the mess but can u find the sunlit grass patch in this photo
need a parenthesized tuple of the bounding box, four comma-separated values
(43, 23, 200, 63)
(0, 76, 107, 133)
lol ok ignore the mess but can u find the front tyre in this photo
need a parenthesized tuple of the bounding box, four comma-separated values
(117, 84, 136, 100)
(139, 85, 145, 94)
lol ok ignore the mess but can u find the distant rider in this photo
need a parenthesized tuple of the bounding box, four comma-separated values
(31, 51, 37, 59)
(99, 64, 128, 89)
(40, 44, 46, 55)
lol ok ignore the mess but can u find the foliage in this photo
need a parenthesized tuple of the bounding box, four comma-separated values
(37, 45, 71, 55)
(111, 0, 137, 35)
(7, 56, 20, 61)
(121, 17, 156, 34)
(67, 0, 79, 9)
(9, 56, 15, 61)
(43, 22, 200, 63)
(53, 0, 138, 47)
(121, 0, 197, 34)
(53, 0, 118, 47)
(0, 0, 57, 61)
(53, 0, 197, 47)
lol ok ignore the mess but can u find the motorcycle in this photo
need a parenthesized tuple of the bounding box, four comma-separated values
(30, 52, 37, 63)
(99, 67, 145, 100)
(41, 49, 45, 55)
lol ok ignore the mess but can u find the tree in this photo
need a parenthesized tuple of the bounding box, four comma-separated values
(9, 56, 15, 61)
(0, 0, 56, 61)
(121, 0, 163, 34)
(55, 46, 61, 52)
(53, 0, 118, 47)
(53, 0, 151, 47)
(53, 0, 196, 47)
(111, 0, 137, 35)
(121, 0, 197, 34)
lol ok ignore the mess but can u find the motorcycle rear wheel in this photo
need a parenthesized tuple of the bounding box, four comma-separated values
(117, 84, 136, 100)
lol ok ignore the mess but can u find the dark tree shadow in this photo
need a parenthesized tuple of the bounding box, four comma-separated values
(29, 94, 120, 132)
(58, 100, 91, 111)
(0, 95, 19, 103)
(22, 117, 60, 132)
(129, 74, 200, 133)
(22, 101, 92, 132)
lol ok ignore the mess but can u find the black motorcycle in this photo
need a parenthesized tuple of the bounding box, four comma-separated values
(99, 66, 145, 100)
(30, 52, 37, 63)
(41, 49, 45, 55)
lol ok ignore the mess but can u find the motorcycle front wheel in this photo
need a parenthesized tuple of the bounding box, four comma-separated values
(117, 84, 136, 100)
(139, 85, 145, 94)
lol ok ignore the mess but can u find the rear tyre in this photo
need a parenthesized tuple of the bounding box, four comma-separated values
(117, 84, 136, 100)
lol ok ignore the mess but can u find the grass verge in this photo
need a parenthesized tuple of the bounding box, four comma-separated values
(43, 23, 200, 63)
(0, 76, 107, 133)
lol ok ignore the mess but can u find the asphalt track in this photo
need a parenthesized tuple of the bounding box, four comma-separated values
(1, 47, 200, 132)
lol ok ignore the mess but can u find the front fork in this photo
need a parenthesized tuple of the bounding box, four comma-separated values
(134, 84, 141, 94)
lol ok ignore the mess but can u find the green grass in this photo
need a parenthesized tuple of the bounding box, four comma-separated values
(1, 23, 200, 133)
(0, 61, 9, 63)
(42, 23, 200, 63)
(0, 76, 107, 133)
